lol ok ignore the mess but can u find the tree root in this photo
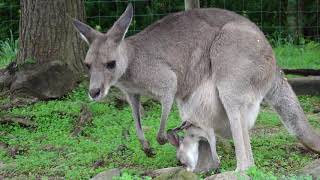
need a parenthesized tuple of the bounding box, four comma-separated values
(0, 115, 36, 128)
(0, 97, 38, 111)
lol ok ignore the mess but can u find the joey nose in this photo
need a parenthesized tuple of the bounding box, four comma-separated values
(89, 88, 101, 99)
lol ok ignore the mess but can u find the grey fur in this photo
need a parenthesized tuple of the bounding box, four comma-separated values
(265, 68, 320, 152)
(73, 4, 320, 170)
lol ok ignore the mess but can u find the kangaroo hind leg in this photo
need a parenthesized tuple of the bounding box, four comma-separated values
(217, 86, 256, 171)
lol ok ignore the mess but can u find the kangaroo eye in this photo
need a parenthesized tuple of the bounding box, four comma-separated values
(85, 63, 91, 69)
(105, 61, 116, 69)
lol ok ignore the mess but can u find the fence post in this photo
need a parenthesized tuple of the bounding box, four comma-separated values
(185, 0, 200, 10)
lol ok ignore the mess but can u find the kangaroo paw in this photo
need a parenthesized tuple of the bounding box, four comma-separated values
(156, 133, 168, 145)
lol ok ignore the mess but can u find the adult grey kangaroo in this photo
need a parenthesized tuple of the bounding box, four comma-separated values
(73, 4, 320, 170)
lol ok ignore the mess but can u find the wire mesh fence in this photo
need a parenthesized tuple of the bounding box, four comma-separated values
(0, 0, 319, 42)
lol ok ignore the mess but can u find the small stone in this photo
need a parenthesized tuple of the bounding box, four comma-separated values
(91, 168, 121, 180)
(299, 159, 320, 179)
(205, 171, 250, 180)
(147, 167, 183, 177)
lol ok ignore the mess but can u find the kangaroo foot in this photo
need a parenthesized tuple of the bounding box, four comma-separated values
(142, 140, 155, 157)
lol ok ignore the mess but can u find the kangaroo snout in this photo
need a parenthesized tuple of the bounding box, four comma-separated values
(89, 88, 101, 100)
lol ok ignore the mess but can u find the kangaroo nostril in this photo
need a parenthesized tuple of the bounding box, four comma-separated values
(89, 88, 101, 99)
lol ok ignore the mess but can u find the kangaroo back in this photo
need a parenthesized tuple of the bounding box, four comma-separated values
(265, 67, 320, 153)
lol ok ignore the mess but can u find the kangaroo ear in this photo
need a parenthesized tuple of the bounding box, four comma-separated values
(167, 130, 180, 148)
(180, 121, 192, 130)
(72, 19, 98, 45)
(107, 3, 133, 42)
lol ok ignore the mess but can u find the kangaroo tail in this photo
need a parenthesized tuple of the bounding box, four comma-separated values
(265, 67, 320, 153)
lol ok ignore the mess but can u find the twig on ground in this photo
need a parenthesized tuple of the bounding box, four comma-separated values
(92, 159, 106, 169)
(71, 104, 93, 136)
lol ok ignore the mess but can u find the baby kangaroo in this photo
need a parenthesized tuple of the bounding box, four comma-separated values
(168, 121, 221, 172)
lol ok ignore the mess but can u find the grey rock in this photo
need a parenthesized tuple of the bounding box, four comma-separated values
(10, 61, 78, 100)
(205, 171, 250, 180)
(147, 167, 183, 177)
(91, 168, 121, 180)
(299, 159, 320, 179)
(153, 168, 198, 180)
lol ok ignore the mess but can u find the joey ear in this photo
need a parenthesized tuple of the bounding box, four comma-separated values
(72, 19, 98, 44)
(107, 3, 133, 42)
(167, 130, 180, 148)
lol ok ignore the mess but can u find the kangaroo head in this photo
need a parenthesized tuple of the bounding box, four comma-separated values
(167, 122, 201, 172)
(72, 4, 133, 100)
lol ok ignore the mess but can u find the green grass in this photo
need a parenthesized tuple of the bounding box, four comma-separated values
(0, 33, 18, 68)
(0, 85, 319, 179)
(275, 41, 320, 69)
(0, 42, 319, 179)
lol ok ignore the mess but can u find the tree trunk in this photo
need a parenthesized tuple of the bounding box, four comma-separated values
(17, 0, 87, 75)
(297, 0, 304, 41)
(287, 0, 304, 42)
(185, 0, 200, 10)
(4, 0, 87, 100)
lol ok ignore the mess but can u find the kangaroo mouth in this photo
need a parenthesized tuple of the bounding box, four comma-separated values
(89, 94, 103, 101)
(88, 86, 110, 101)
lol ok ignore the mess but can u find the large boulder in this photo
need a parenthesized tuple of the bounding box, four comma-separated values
(10, 61, 78, 100)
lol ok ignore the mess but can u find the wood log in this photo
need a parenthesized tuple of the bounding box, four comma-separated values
(283, 69, 320, 76)
(288, 76, 320, 96)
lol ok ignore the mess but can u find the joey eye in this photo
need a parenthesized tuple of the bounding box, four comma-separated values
(105, 61, 116, 69)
